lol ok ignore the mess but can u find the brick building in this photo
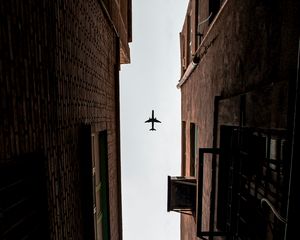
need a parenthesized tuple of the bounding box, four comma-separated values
(0, 0, 131, 239)
(168, 0, 300, 239)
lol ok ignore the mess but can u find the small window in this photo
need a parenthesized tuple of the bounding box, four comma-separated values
(190, 123, 198, 177)
(187, 12, 193, 63)
(180, 33, 186, 73)
(91, 131, 110, 240)
(182, 121, 186, 176)
(209, 0, 221, 24)
(196, 0, 202, 46)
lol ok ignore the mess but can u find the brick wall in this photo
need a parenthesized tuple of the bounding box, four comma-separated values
(0, 0, 122, 239)
(100, 0, 132, 64)
(180, 0, 300, 239)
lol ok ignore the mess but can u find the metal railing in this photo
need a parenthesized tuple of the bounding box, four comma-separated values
(196, 127, 289, 240)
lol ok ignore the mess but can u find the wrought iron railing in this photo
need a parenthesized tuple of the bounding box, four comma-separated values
(196, 126, 289, 240)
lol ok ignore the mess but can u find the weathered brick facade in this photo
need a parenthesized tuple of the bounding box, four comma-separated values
(175, 0, 300, 239)
(0, 0, 131, 239)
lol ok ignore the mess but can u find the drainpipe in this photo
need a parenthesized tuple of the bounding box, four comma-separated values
(177, 55, 200, 89)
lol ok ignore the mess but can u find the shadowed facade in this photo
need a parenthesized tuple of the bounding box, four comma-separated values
(168, 0, 300, 239)
(0, 1, 132, 239)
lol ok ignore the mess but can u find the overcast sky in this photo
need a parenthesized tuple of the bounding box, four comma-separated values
(120, 1, 188, 239)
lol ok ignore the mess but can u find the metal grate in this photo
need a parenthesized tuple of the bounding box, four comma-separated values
(220, 126, 288, 240)
(196, 126, 289, 240)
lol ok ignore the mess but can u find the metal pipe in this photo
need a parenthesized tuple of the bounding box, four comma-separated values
(177, 56, 200, 88)
(261, 198, 288, 224)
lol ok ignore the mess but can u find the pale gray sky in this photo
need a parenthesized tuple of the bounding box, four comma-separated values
(120, 1, 188, 239)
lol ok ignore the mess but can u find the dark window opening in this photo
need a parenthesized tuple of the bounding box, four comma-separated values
(209, 0, 221, 24)
(190, 123, 197, 176)
(79, 126, 111, 240)
(79, 124, 95, 240)
(196, 0, 202, 46)
(98, 131, 110, 240)
(182, 121, 186, 176)
(91, 130, 110, 240)
(187, 13, 192, 63)
(180, 33, 186, 73)
(0, 153, 49, 240)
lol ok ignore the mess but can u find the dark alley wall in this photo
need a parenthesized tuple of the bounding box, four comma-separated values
(0, 1, 123, 239)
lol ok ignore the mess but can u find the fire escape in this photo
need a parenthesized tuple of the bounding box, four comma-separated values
(168, 126, 290, 240)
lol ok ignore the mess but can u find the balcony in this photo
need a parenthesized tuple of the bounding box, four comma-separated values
(167, 176, 196, 216)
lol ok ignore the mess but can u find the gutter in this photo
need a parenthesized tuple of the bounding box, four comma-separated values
(177, 56, 200, 88)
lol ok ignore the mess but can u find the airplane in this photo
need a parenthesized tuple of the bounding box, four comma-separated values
(145, 110, 161, 131)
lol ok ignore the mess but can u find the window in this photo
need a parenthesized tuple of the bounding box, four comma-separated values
(180, 33, 186, 73)
(190, 123, 198, 177)
(196, 0, 202, 46)
(187, 12, 193, 63)
(0, 154, 49, 239)
(91, 131, 110, 240)
(209, 0, 221, 23)
(182, 121, 186, 176)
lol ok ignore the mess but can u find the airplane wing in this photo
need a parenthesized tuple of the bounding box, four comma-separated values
(153, 119, 161, 123)
(145, 119, 151, 123)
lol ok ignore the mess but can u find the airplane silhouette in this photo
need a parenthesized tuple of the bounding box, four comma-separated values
(145, 110, 161, 131)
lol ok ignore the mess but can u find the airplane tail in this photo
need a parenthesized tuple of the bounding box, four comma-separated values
(150, 128, 156, 131)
